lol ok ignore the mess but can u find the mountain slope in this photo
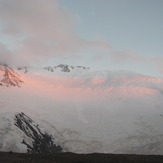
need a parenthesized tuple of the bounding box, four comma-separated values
(14, 112, 62, 154)
(0, 64, 163, 154)
(0, 111, 63, 153)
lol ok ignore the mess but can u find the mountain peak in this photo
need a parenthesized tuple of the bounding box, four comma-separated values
(0, 64, 24, 87)
(44, 64, 90, 72)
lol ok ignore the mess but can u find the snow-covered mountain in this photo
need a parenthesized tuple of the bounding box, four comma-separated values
(0, 64, 163, 154)
(0, 64, 23, 87)
(44, 64, 89, 72)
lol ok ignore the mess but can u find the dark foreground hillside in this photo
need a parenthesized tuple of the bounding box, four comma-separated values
(1, 152, 163, 163)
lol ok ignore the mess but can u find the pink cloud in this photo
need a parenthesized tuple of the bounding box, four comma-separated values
(17, 69, 163, 102)
(117, 85, 158, 96)
(90, 77, 105, 85)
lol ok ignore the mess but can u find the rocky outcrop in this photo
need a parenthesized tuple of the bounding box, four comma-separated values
(14, 112, 63, 154)
(44, 64, 90, 72)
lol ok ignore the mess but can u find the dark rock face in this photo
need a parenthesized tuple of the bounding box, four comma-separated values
(14, 112, 63, 154)
(0, 64, 23, 87)
(56, 64, 71, 72)
(17, 67, 29, 73)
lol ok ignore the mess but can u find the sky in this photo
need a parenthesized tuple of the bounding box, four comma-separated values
(0, 0, 163, 77)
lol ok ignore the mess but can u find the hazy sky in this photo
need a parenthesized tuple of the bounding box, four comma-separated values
(0, 0, 163, 77)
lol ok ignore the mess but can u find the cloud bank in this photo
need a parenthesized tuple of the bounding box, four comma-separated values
(0, 0, 110, 66)
(0, 0, 146, 67)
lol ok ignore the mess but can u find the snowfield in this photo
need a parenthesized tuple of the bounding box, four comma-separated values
(0, 64, 163, 154)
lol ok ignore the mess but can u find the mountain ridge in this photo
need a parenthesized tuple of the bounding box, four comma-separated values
(44, 64, 90, 73)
